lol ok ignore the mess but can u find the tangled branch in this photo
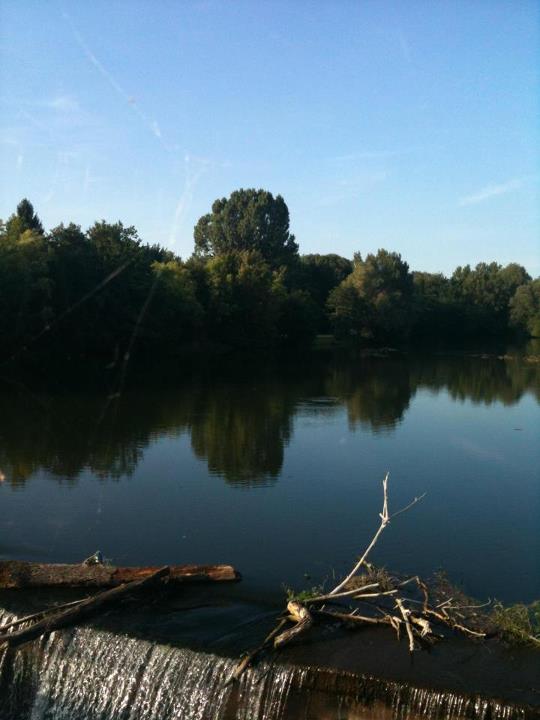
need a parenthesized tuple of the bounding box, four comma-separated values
(228, 473, 489, 684)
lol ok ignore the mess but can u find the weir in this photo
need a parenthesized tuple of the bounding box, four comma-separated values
(0, 610, 537, 720)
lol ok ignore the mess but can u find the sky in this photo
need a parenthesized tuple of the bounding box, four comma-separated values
(1, 0, 538, 276)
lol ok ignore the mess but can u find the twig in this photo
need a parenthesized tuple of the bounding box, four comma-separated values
(313, 608, 391, 626)
(423, 608, 487, 638)
(223, 617, 289, 687)
(390, 494, 427, 521)
(329, 474, 425, 596)
(306, 583, 379, 605)
(395, 597, 416, 652)
(353, 590, 398, 599)
(443, 599, 492, 611)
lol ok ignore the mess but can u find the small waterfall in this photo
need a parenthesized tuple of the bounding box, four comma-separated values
(0, 614, 301, 720)
(0, 609, 535, 720)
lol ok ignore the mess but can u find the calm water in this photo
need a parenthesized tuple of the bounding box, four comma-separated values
(1, 350, 539, 604)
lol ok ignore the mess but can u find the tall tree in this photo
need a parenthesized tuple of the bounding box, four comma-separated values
(1, 198, 44, 245)
(193, 189, 298, 269)
(15, 198, 44, 234)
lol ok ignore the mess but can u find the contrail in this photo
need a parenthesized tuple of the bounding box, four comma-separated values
(168, 154, 210, 253)
(62, 10, 170, 150)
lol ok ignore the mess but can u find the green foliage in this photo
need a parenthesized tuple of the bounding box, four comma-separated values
(327, 281, 370, 339)
(411, 272, 460, 339)
(491, 600, 540, 646)
(193, 188, 298, 269)
(328, 250, 413, 342)
(285, 586, 324, 603)
(275, 286, 318, 346)
(294, 253, 353, 331)
(0, 195, 537, 361)
(204, 250, 280, 348)
(0, 215, 51, 352)
(148, 260, 204, 347)
(450, 262, 531, 336)
(510, 279, 540, 338)
(12, 198, 44, 235)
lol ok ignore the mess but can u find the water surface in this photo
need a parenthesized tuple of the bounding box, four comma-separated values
(1, 350, 538, 603)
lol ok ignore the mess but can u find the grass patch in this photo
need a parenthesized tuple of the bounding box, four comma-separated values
(285, 586, 325, 604)
(490, 600, 540, 646)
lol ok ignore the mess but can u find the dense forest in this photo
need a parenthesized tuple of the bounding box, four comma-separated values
(0, 190, 538, 364)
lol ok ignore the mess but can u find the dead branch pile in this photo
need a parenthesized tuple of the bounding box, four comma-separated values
(227, 473, 490, 684)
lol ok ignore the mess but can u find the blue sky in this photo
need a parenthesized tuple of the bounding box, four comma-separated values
(1, 1, 538, 275)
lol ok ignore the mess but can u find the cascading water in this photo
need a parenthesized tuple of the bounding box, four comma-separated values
(0, 610, 535, 720)
(0, 607, 303, 720)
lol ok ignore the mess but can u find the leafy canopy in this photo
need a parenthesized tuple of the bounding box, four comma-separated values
(194, 188, 298, 269)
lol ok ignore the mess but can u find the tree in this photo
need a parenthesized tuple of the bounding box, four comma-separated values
(274, 285, 318, 346)
(0, 222, 51, 353)
(294, 253, 353, 332)
(193, 189, 298, 269)
(327, 281, 370, 339)
(1, 198, 44, 248)
(48, 223, 99, 308)
(411, 272, 460, 339)
(148, 260, 204, 348)
(203, 250, 280, 348)
(83, 221, 170, 354)
(15, 198, 44, 234)
(451, 262, 531, 336)
(510, 279, 540, 337)
(328, 250, 414, 342)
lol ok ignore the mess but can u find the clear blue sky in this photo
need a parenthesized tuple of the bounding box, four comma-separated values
(1, 1, 538, 276)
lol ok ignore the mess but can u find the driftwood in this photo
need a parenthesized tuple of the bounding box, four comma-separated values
(227, 473, 490, 684)
(0, 561, 240, 589)
(223, 618, 290, 687)
(274, 601, 313, 648)
(0, 567, 170, 650)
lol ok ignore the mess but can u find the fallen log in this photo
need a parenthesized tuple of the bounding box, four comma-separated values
(0, 561, 240, 589)
(0, 566, 170, 650)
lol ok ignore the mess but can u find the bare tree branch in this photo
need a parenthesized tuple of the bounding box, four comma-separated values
(329, 474, 425, 596)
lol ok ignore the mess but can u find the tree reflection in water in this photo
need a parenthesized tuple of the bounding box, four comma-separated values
(0, 351, 538, 487)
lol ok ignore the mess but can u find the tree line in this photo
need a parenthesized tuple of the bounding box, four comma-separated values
(0, 191, 538, 362)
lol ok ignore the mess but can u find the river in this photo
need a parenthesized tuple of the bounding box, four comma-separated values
(1, 348, 539, 719)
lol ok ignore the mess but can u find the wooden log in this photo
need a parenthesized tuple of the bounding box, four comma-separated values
(0, 561, 240, 589)
(0, 567, 170, 650)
